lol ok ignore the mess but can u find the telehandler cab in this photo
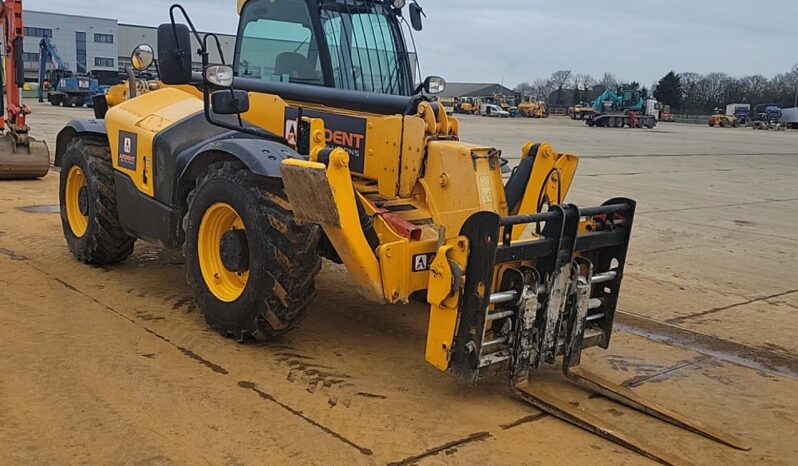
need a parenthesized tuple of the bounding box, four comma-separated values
(56, 1, 747, 462)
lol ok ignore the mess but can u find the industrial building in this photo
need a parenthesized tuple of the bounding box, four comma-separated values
(21, 10, 234, 82)
(439, 82, 515, 99)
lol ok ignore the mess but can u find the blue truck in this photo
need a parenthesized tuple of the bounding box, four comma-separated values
(38, 37, 100, 107)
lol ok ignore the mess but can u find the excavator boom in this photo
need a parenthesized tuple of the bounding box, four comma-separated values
(0, 0, 50, 179)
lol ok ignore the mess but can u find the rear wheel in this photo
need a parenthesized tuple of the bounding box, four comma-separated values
(183, 162, 322, 341)
(59, 138, 136, 264)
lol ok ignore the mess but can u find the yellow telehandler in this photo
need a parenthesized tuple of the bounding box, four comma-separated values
(55, 2, 747, 462)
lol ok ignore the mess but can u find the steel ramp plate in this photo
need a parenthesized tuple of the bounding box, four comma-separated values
(564, 367, 751, 451)
(513, 383, 695, 466)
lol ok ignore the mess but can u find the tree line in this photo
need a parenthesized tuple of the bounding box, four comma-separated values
(515, 66, 798, 114)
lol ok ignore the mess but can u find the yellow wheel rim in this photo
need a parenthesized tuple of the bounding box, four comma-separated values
(198, 202, 249, 302)
(65, 166, 89, 237)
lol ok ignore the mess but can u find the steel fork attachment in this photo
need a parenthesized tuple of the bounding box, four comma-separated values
(449, 199, 750, 465)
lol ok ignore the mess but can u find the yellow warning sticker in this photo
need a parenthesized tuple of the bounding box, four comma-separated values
(479, 175, 493, 205)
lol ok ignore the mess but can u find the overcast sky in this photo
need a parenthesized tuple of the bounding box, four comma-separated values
(25, 0, 798, 88)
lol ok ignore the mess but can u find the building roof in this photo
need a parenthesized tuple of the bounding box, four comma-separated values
(441, 82, 515, 98)
(26, 9, 117, 22)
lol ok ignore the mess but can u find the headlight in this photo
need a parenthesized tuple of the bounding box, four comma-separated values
(205, 65, 234, 88)
(393, 0, 407, 9)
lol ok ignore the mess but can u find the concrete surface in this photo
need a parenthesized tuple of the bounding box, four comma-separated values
(0, 104, 796, 465)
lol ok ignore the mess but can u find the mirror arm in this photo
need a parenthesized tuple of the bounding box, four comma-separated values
(201, 85, 288, 145)
(125, 66, 137, 99)
(169, 4, 205, 51)
(203, 33, 227, 66)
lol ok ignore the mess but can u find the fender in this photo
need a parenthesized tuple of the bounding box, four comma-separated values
(177, 136, 299, 197)
(54, 119, 107, 167)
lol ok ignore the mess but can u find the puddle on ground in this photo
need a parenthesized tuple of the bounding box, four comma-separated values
(616, 314, 798, 381)
(17, 205, 60, 214)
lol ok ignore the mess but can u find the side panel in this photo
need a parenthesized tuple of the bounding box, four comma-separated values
(421, 140, 508, 235)
(114, 172, 179, 249)
(105, 87, 205, 198)
(242, 93, 403, 197)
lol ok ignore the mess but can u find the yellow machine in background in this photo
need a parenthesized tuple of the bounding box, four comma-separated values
(101, 46, 163, 110)
(455, 96, 479, 114)
(54, 2, 749, 462)
(518, 96, 547, 118)
(709, 112, 738, 128)
(568, 102, 596, 120)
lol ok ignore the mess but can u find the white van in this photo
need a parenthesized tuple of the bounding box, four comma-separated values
(480, 104, 510, 118)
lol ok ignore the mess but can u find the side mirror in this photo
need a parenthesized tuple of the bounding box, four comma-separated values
(211, 90, 250, 115)
(423, 76, 446, 94)
(157, 23, 192, 84)
(409, 3, 424, 31)
(131, 44, 154, 71)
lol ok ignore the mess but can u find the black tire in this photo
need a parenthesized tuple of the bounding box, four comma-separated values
(59, 138, 136, 264)
(183, 162, 322, 341)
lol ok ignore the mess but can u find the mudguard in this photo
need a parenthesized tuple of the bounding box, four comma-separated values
(178, 136, 299, 187)
(54, 119, 107, 167)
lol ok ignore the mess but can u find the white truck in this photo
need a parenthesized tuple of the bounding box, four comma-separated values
(480, 103, 510, 118)
(644, 99, 660, 121)
(780, 107, 798, 129)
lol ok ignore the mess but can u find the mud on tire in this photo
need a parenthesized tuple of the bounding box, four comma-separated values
(59, 137, 136, 264)
(183, 161, 322, 341)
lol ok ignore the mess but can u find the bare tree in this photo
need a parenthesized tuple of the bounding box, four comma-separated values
(549, 70, 572, 106)
(550, 70, 572, 89)
(532, 77, 554, 103)
(679, 72, 701, 114)
(514, 81, 534, 96)
(741, 75, 768, 103)
(600, 72, 617, 90)
(577, 74, 597, 101)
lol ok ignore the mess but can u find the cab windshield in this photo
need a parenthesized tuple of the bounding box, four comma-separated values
(235, 0, 413, 95)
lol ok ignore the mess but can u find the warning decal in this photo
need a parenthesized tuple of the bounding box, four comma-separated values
(285, 119, 298, 148)
(412, 253, 436, 272)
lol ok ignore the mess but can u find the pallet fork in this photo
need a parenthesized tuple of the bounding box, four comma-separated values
(450, 199, 750, 465)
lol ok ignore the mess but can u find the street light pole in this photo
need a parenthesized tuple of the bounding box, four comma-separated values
(793, 64, 798, 108)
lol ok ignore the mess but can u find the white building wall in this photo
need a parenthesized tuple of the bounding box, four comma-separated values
(23, 10, 118, 80)
(118, 24, 236, 70)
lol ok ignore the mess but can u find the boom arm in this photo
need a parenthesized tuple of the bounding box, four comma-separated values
(0, 0, 29, 134)
(591, 89, 621, 111)
(38, 37, 67, 102)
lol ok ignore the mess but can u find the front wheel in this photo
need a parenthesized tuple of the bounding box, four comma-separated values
(59, 138, 136, 264)
(183, 162, 322, 341)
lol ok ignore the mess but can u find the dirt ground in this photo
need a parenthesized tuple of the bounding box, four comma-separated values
(0, 103, 796, 465)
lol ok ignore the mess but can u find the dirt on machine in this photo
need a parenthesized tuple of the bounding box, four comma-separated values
(0, 0, 50, 179)
(54, 1, 749, 463)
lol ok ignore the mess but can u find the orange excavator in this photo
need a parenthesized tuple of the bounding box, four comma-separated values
(0, 0, 50, 178)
